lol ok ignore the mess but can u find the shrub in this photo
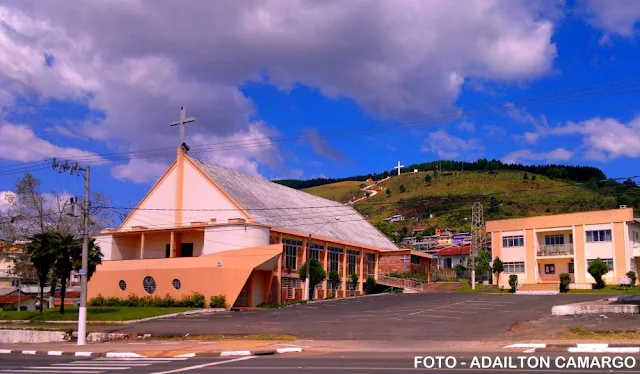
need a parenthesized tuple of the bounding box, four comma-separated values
(328, 270, 341, 297)
(399, 184, 406, 193)
(627, 271, 637, 287)
(559, 273, 571, 292)
(176, 292, 205, 308)
(588, 258, 609, 289)
(385, 188, 391, 196)
(492, 257, 504, 285)
(425, 175, 432, 183)
(2, 304, 17, 311)
(89, 294, 105, 307)
(104, 296, 122, 307)
(365, 276, 376, 294)
(508, 274, 518, 293)
(350, 273, 359, 295)
(209, 295, 227, 308)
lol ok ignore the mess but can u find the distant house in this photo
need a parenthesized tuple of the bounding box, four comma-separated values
(434, 245, 471, 269)
(453, 233, 471, 245)
(0, 295, 39, 311)
(401, 237, 417, 246)
(384, 215, 405, 223)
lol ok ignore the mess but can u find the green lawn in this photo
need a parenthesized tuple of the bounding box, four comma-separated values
(567, 285, 640, 294)
(0, 307, 192, 322)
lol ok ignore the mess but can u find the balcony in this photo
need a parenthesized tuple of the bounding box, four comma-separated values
(537, 244, 574, 257)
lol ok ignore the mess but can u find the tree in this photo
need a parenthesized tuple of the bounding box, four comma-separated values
(374, 221, 395, 239)
(365, 192, 370, 198)
(508, 274, 518, 293)
(492, 257, 504, 285)
(350, 272, 359, 295)
(531, 175, 537, 182)
(328, 270, 341, 297)
(588, 258, 609, 289)
(627, 271, 637, 287)
(424, 175, 432, 183)
(523, 173, 529, 181)
(399, 184, 406, 193)
(385, 188, 391, 196)
(298, 259, 327, 300)
(487, 197, 499, 215)
(365, 276, 376, 294)
(467, 250, 491, 280)
(51, 234, 79, 314)
(559, 273, 571, 292)
(25, 233, 57, 313)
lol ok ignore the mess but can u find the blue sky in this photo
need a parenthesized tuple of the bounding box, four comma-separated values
(1, 1, 640, 208)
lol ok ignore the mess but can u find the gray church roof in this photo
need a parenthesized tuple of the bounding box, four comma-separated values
(192, 158, 398, 251)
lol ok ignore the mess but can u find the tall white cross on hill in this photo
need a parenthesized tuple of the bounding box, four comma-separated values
(170, 106, 196, 146)
(394, 160, 404, 176)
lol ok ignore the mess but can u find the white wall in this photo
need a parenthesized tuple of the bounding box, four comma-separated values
(500, 247, 526, 262)
(439, 255, 467, 268)
(584, 223, 614, 260)
(202, 225, 270, 255)
(122, 167, 178, 230)
(182, 161, 245, 223)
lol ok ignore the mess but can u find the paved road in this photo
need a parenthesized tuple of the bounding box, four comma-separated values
(109, 293, 606, 340)
(2, 351, 638, 373)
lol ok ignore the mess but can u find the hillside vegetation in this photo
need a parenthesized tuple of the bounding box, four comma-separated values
(301, 168, 640, 238)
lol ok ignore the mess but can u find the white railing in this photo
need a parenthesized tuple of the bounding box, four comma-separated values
(537, 244, 574, 257)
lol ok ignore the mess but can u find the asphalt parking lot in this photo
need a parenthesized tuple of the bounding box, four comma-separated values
(109, 293, 607, 340)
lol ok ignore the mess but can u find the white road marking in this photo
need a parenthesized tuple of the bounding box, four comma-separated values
(48, 351, 63, 356)
(65, 362, 152, 366)
(568, 347, 640, 353)
(406, 300, 469, 316)
(150, 356, 255, 374)
(94, 358, 187, 361)
(504, 343, 546, 348)
(523, 348, 536, 353)
(29, 367, 129, 371)
(2, 371, 102, 374)
(276, 347, 303, 353)
(75, 352, 93, 357)
(0, 349, 11, 354)
(173, 353, 196, 358)
(220, 350, 252, 356)
(104, 352, 144, 358)
(22, 350, 36, 355)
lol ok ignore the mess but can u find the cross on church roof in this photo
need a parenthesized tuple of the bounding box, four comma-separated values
(169, 106, 196, 149)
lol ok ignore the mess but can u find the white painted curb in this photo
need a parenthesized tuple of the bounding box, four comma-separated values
(220, 350, 252, 357)
(276, 347, 303, 353)
(105, 352, 145, 358)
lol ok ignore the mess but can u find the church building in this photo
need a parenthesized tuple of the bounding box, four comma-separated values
(88, 141, 415, 308)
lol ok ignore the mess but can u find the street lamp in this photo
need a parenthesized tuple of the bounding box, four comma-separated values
(304, 217, 340, 301)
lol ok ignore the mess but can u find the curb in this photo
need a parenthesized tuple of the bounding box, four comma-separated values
(0, 347, 304, 358)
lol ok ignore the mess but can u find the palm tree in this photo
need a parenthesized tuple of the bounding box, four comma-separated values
(51, 234, 80, 314)
(25, 233, 57, 313)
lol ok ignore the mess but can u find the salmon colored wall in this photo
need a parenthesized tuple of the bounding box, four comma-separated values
(487, 208, 633, 232)
(574, 225, 586, 283)
(88, 245, 281, 308)
(525, 229, 535, 283)
(614, 222, 627, 279)
(537, 259, 571, 282)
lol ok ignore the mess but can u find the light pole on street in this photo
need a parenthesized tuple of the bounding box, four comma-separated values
(304, 217, 340, 301)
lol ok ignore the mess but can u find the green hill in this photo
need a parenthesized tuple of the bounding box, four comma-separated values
(302, 169, 640, 237)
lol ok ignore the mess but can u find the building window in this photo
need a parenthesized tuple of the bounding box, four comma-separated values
(118, 280, 127, 291)
(367, 253, 376, 275)
(329, 252, 339, 272)
(568, 262, 574, 274)
(635, 231, 639, 242)
(309, 243, 324, 261)
(180, 243, 194, 257)
(544, 264, 555, 274)
(587, 258, 614, 272)
(143, 276, 156, 294)
(172, 279, 181, 290)
(347, 250, 358, 275)
(283, 239, 302, 270)
(503, 262, 525, 273)
(586, 230, 612, 242)
(410, 255, 421, 264)
(502, 235, 524, 247)
(545, 235, 564, 246)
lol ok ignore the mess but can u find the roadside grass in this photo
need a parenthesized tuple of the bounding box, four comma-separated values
(456, 280, 509, 294)
(0, 307, 192, 322)
(567, 285, 640, 294)
(564, 327, 640, 340)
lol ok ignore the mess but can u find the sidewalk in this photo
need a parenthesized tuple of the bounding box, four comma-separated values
(0, 339, 303, 357)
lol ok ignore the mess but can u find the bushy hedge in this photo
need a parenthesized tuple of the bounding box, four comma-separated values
(209, 295, 227, 308)
(89, 292, 205, 308)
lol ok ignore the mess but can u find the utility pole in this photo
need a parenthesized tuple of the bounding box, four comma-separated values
(52, 158, 90, 346)
(471, 202, 486, 290)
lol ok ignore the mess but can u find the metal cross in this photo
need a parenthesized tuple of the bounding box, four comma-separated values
(169, 106, 196, 146)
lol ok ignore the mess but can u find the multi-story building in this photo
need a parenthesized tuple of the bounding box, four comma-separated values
(487, 207, 640, 289)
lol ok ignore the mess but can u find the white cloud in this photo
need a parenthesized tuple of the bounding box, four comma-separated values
(502, 147, 573, 164)
(0, 122, 106, 164)
(457, 121, 476, 132)
(553, 116, 640, 161)
(482, 124, 507, 138)
(0, 1, 559, 175)
(421, 129, 484, 159)
(0, 191, 16, 212)
(506, 103, 551, 144)
(111, 158, 170, 184)
(581, 0, 640, 38)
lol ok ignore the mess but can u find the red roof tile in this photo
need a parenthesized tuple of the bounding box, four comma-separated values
(53, 291, 80, 298)
(0, 295, 34, 304)
(434, 245, 471, 256)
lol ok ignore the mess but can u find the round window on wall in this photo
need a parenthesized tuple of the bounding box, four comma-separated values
(172, 279, 181, 290)
(143, 276, 156, 294)
(118, 280, 127, 291)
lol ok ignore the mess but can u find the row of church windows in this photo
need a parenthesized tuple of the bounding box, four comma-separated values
(118, 277, 181, 294)
(280, 237, 375, 275)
